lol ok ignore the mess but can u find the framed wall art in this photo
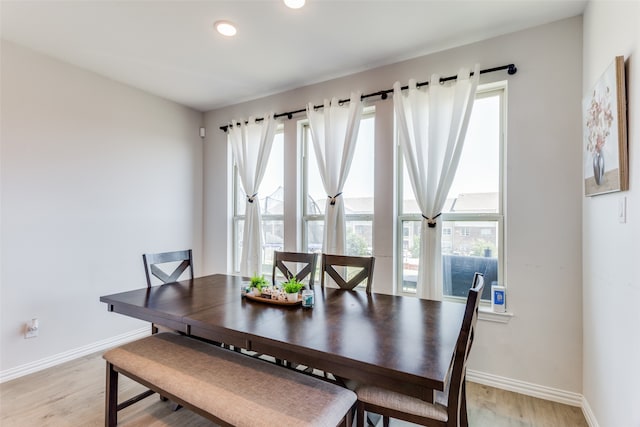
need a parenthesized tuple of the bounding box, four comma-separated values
(583, 56, 628, 196)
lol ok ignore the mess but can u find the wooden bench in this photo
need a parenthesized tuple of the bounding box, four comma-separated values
(103, 333, 356, 427)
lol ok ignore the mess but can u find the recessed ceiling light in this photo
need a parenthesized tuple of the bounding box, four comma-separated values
(284, 0, 305, 9)
(214, 20, 237, 37)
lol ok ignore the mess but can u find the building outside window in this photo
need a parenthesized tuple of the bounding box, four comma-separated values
(232, 130, 284, 274)
(398, 84, 505, 301)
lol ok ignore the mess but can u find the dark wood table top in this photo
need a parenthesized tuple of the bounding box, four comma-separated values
(100, 273, 465, 399)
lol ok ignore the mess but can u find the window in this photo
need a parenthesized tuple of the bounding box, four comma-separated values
(398, 85, 504, 301)
(232, 130, 284, 274)
(302, 109, 375, 258)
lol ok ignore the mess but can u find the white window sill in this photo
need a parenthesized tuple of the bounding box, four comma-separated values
(478, 307, 513, 323)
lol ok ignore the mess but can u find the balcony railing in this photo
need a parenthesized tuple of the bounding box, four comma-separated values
(402, 254, 496, 300)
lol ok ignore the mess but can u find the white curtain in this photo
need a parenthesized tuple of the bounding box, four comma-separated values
(306, 93, 363, 255)
(394, 65, 479, 300)
(229, 114, 278, 277)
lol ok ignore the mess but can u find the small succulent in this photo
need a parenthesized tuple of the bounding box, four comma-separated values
(282, 278, 304, 294)
(250, 275, 268, 291)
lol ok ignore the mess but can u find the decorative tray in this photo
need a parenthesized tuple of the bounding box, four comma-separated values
(243, 293, 301, 306)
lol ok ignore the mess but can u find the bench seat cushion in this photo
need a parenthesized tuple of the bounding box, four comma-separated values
(103, 333, 355, 427)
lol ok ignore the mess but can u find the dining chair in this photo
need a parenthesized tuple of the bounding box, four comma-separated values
(321, 254, 375, 293)
(272, 251, 318, 289)
(142, 249, 193, 334)
(141, 249, 194, 411)
(143, 249, 194, 287)
(355, 272, 485, 427)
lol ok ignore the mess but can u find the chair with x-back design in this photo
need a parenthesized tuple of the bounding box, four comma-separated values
(272, 251, 318, 289)
(321, 254, 375, 293)
(143, 249, 193, 288)
(142, 249, 193, 334)
(355, 272, 485, 427)
(141, 249, 194, 411)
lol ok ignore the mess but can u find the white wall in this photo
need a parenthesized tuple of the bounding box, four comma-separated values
(0, 41, 204, 376)
(204, 17, 584, 396)
(582, 2, 640, 426)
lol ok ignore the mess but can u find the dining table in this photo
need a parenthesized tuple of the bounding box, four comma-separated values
(100, 273, 466, 402)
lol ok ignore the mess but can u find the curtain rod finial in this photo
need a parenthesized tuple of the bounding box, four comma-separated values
(507, 64, 517, 75)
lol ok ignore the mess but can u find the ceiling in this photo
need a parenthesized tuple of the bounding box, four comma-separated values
(1, 0, 587, 112)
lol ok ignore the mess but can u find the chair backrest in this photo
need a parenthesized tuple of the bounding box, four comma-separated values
(142, 249, 194, 287)
(272, 251, 318, 289)
(446, 272, 484, 425)
(320, 254, 375, 293)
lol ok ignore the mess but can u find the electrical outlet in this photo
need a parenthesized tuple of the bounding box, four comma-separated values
(24, 318, 39, 339)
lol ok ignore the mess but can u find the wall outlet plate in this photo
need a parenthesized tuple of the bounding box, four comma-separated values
(618, 196, 627, 224)
(24, 319, 39, 338)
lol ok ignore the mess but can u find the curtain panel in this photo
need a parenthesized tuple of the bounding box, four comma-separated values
(229, 114, 278, 277)
(306, 93, 363, 255)
(394, 65, 479, 299)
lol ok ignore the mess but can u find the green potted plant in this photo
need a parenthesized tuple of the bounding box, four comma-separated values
(249, 275, 268, 296)
(282, 277, 304, 302)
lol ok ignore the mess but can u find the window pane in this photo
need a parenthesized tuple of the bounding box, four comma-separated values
(233, 131, 284, 274)
(304, 112, 375, 260)
(400, 94, 500, 215)
(234, 219, 244, 273)
(346, 220, 372, 256)
(442, 220, 496, 300)
(262, 219, 284, 274)
(260, 133, 284, 215)
(401, 163, 420, 214)
(306, 116, 375, 215)
(235, 173, 245, 216)
(344, 117, 375, 214)
(234, 219, 284, 276)
(400, 219, 494, 300)
(305, 220, 324, 254)
(306, 220, 373, 257)
(235, 132, 284, 215)
(400, 220, 421, 293)
(446, 94, 500, 213)
(305, 126, 325, 215)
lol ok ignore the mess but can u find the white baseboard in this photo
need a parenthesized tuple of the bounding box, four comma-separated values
(466, 369, 583, 407)
(467, 370, 602, 425)
(581, 396, 600, 427)
(0, 327, 150, 384)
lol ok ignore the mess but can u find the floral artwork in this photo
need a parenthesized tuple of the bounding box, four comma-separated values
(585, 87, 613, 157)
(583, 56, 628, 196)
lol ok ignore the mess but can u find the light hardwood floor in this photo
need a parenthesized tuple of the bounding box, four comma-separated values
(0, 350, 588, 427)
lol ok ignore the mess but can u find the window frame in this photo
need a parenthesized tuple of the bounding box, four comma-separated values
(396, 83, 506, 301)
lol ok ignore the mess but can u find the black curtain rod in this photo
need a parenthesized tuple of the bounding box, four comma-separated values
(219, 63, 517, 132)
